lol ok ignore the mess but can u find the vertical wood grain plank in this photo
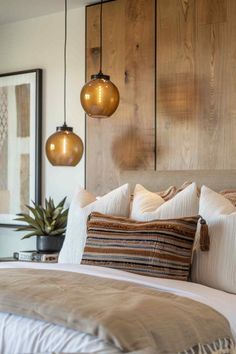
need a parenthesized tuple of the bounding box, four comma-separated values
(156, 0, 197, 170)
(86, 0, 125, 194)
(86, 0, 156, 195)
(196, 0, 228, 168)
(223, 0, 236, 168)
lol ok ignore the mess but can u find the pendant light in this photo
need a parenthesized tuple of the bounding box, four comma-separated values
(46, 0, 83, 166)
(80, 0, 120, 119)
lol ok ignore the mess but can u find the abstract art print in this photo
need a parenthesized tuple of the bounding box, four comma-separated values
(0, 69, 42, 226)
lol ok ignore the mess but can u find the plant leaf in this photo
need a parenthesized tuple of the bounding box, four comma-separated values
(50, 228, 66, 236)
(15, 226, 37, 232)
(21, 231, 41, 239)
(56, 197, 67, 209)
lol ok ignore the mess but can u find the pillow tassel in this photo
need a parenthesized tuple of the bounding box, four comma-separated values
(200, 217, 210, 251)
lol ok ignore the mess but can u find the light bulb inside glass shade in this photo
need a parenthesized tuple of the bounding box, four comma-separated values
(80, 73, 120, 118)
(46, 126, 84, 166)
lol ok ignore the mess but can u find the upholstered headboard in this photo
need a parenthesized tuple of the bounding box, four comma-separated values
(120, 170, 236, 192)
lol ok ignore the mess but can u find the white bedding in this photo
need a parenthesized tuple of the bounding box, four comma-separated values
(0, 262, 235, 354)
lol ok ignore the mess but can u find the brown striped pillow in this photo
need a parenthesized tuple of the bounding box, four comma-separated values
(81, 212, 200, 281)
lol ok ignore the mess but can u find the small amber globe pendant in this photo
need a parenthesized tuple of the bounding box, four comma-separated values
(46, 124, 84, 166)
(80, 72, 120, 119)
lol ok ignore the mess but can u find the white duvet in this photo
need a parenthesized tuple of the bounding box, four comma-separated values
(0, 262, 235, 354)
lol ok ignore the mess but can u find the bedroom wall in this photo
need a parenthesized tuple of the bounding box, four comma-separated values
(86, 0, 236, 195)
(0, 8, 85, 256)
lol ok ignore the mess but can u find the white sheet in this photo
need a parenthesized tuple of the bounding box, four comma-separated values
(0, 262, 235, 354)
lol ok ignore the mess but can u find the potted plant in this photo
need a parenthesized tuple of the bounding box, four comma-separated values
(15, 197, 68, 253)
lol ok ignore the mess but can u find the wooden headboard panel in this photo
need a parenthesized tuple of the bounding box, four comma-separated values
(120, 170, 236, 192)
(86, 0, 236, 196)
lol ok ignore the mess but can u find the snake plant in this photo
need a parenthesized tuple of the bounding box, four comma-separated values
(15, 197, 68, 239)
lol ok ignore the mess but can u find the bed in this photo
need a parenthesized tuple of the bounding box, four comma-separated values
(0, 262, 235, 354)
(1, 170, 236, 354)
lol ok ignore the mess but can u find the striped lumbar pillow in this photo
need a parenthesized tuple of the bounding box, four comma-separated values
(81, 212, 200, 280)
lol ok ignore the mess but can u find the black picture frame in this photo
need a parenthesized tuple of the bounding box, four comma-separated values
(0, 69, 42, 228)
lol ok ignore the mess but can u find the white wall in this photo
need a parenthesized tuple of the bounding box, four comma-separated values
(0, 8, 85, 256)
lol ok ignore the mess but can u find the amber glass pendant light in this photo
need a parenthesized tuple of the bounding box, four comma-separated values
(46, 0, 83, 166)
(80, 0, 119, 118)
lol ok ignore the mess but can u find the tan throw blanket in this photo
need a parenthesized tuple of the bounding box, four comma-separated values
(0, 269, 235, 354)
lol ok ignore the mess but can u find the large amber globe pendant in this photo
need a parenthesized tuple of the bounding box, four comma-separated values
(80, 73, 120, 119)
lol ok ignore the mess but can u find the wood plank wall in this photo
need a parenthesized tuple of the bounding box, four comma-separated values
(86, 0, 236, 195)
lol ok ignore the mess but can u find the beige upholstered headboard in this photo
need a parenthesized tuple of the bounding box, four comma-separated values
(120, 170, 236, 192)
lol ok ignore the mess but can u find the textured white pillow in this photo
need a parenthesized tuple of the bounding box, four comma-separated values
(59, 184, 130, 264)
(192, 186, 236, 294)
(130, 182, 199, 221)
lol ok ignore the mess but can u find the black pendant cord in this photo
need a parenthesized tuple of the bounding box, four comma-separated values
(64, 0, 67, 127)
(91, 0, 110, 80)
(99, 0, 103, 73)
(57, 0, 72, 132)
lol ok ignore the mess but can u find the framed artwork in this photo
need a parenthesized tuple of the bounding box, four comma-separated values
(0, 69, 42, 227)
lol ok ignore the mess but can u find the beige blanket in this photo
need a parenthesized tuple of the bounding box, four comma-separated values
(0, 269, 235, 354)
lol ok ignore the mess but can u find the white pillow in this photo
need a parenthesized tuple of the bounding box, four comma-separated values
(192, 186, 236, 294)
(59, 184, 130, 264)
(130, 182, 199, 221)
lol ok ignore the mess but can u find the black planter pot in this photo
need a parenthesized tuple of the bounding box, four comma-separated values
(36, 235, 65, 253)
